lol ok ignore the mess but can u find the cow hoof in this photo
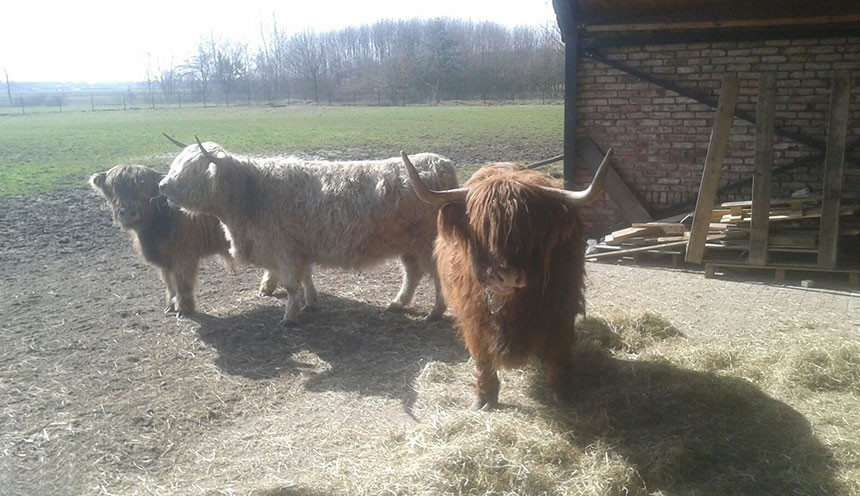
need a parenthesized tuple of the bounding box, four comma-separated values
(278, 318, 299, 328)
(423, 311, 444, 322)
(471, 397, 498, 411)
(163, 306, 175, 315)
(259, 289, 275, 297)
(385, 302, 406, 313)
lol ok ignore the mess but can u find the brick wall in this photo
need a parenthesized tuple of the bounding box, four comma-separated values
(574, 36, 860, 235)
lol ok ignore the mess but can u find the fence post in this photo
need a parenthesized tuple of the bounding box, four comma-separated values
(91, 93, 95, 111)
(20, 96, 24, 114)
(150, 93, 155, 110)
(122, 92, 127, 110)
(178, 93, 182, 109)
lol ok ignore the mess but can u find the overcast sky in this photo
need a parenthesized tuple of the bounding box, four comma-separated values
(1, 0, 558, 83)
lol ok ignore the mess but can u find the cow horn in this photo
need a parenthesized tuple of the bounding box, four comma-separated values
(401, 151, 468, 205)
(161, 132, 188, 148)
(195, 135, 223, 165)
(540, 148, 613, 206)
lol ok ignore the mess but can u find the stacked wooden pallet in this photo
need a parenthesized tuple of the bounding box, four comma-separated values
(585, 196, 860, 268)
(707, 196, 860, 259)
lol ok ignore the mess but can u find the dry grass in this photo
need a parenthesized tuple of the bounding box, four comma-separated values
(119, 311, 854, 496)
(2, 192, 857, 495)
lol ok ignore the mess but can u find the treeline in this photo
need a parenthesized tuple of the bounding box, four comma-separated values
(151, 18, 564, 106)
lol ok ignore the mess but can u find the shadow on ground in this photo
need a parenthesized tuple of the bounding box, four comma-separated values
(535, 352, 839, 495)
(192, 292, 468, 411)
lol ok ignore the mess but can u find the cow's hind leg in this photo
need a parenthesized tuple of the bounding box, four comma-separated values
(425, 271, 447, 321)
(259, 270, 279, 296)
(387, 254, 422, 313)
(302, 272, 318, 308)
(541, 335, 576, 404)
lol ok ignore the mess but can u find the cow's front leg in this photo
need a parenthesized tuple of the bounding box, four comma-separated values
(277, 261, 311, 327)
(473, 357, 500, 411)
(171, 263, 198, 318)
(160, 268, 177, 314)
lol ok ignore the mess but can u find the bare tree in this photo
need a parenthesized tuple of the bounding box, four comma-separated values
(288, 30, 326, 102)
(157, 56, 181, 101)
(4, 69, 11, 106)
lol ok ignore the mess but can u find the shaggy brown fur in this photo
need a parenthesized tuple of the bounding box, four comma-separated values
(433, 164, 586, 410)
(90, 164, 235, 317)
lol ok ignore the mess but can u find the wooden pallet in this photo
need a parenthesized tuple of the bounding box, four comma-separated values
(704, 261, 860, 285)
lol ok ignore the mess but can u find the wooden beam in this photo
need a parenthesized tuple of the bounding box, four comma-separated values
(583, 14, 860, 32)
(817, 71, 851, 269)
(578, 139, 652, 223)
(749, 73, 776, 266)
(582, 25, 860, 49)
(686, 76, 740, 264)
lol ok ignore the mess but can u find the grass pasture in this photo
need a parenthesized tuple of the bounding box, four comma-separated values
(0, 104, 563, 196)
(1, 104, 859, 495)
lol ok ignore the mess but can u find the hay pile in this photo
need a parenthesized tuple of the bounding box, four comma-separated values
(130, 311, 856, 495)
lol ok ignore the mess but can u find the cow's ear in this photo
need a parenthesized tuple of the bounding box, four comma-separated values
(89, 172, 107, 192)
(438, 202, 469, 240)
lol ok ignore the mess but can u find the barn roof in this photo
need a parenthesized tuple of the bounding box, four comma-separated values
(553, 0, 860, 46)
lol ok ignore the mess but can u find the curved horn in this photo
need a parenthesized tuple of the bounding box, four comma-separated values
(161, 132, 188, 148)
(540, 147, 613, 206)
(195, 135, 222, 165)
(401, 151, 468, 205)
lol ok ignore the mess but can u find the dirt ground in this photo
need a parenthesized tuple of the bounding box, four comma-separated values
(1, 183, 858, 495)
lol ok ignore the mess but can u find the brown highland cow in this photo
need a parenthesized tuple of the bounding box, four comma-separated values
(401, 149, 611, 410)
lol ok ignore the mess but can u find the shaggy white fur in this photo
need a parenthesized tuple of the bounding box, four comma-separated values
(160, 143, 457, 326)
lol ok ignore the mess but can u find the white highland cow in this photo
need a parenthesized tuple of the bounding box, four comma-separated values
(158, 138, 457, 326)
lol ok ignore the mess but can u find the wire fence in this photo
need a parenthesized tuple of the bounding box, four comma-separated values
(0, 88, 565, 116)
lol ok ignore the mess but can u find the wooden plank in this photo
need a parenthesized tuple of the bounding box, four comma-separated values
(631, 222, 686, 234)
(720, 196, 819, 208)
(605, 225, 664, 245)
(817, 71, 851, 269)
(686, 76, 740, 264)
(588, 234, 727, 260)
(749, 73, 776, 266)
(578, 138, 652, 223)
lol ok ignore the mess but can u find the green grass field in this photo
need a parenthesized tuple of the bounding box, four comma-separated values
(0, 105, 564, 196)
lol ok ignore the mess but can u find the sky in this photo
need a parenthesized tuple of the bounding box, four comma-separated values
(1, 0, 558, 83)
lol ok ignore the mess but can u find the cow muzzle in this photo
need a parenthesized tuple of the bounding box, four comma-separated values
(484, 266, 527, 296)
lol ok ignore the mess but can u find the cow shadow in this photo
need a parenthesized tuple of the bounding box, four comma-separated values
(530, 352, 840, 495)
(191, 293, 468, 412)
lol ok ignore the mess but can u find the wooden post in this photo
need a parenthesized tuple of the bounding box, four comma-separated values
(578, 138, 652, 223)
(90, 93, 95, 111)
(122, 93, 126, 110)
(685, 76, 739, 264)
(553, 0, 579, 190)
(817, 71, 851, 269)
(749, 73, 776, 266)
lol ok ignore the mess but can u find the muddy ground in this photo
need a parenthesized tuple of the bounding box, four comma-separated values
(1, 180, 858, 494)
